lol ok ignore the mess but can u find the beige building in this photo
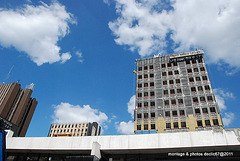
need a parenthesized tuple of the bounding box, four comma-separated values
(134, 50, 223, 134)
(48, 122, 101, 137)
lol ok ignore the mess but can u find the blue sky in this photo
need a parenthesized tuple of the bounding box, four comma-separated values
(0, 0, 239, 136)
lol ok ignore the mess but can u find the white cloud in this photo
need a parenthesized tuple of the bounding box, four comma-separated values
(0, 2, 75, 65)
(109, 0, 240, 68)
(214, 88, 234, 110)
(222, 112, 235, 127)
(52, 102, 108, 125)
(127, 95, 135, 118)
(103, 0, 110, 6)
(116, 120, 134, 135)
(75, 51, 84, 63)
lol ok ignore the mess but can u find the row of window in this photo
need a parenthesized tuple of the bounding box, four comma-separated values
(162, 70, 179, 77)
(163, 88, 182, 95)
(192, 96, 213, 103)
(137, 91, 155, 98)
(51, 128, 88, 134)
(138, 74, 154, 79)
(137, 82, 154, 88)
(189, 76, 208, 82)
(163, 99, 184, 106)
(197, 119, 219, 127)
(137, 124, 156, 130)
(165, 110, 185, 117)
(195, 107, 216, 114)
(52, 124, 88, 129)
(163, 79, 181, 85)
(187, 67, 205, 73)
(191, 85, 210, 92)
(137, 112, 156, 119)
(137, 58, 203, 72)
(137, 102, 155, 108)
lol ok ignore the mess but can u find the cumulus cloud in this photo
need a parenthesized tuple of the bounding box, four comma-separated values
(75, 51, 84, 63)
(116, 121, 134, 135)
(109, 0, 240, 68)
(52, 102, 108, 125)
(0, 2, 75, 65)
(127, 95, 135, 118)
(214, 88, 235, 126)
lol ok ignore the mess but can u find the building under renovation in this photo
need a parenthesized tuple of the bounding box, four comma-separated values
(134, 50, 223, 134)
(48, 122, 101, 137)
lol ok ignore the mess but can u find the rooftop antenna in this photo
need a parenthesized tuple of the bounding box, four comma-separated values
(3, 65, 14, 84)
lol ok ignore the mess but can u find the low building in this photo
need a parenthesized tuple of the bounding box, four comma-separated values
(6, 128, 240, 161)
(48, 122, 101, 137)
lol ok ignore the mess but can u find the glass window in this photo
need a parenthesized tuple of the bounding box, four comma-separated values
(193, 97, 198, 103)
(151, 112, 155, 118)
(168, 71, 173, 76)
(138, 103, 142, 108)
(192, 59, 196, 64)
(174, 70, 179, 75)
(144, 102, 148, 107)
(194, 68, 199, 72)
(176, 79, 180, 84)
(150, 73, 154, 78)
(181, 122, 186, 128)
(210, 107, 216, 113)
(137, 125, 141, 130)
(205, 120, 211, 126)
(150, 82, 154, 87)
(196, 77, 201, 81)
(170, 89, 175, 95)
(138, 75, 142, 79)
(195, 108, 200, 115)
(202, 76, 208, 81)
(198, 86, 203, 91)
(166, 123, 171, 129)
(213, 119, 219, 126)
(137, 93, 142, 98)
(186, 60, 190, 65)
(197, 120, 203, 127)
(164, 90, 168, 95)
(165, 111, 170, 117)
(178, 99, 183, 104)
(138, 67, 142, 71)
(149, 65, 153, 70)
(138, 83, 142, 88)
(162, 72, 167, 77)
(164, 100, 169, 106)
(202, 108, 208, 114)
(207, 96, 213, 102)
(172, 110, 177, 116)
(205, 85, 210, 90)
(163, 80, 167, 85)
(169, 80, 174, 85)
(191, 87, 196, 92)
(144, 92, 148, 97)
(173, 122, 179, 128)
(173, 62, 177, 66)
(171, 99, 176, 105)
(150, 91, 155, 97)
(177, 88, 182, 93)
(144, 124, 148, 130)
(144, 83, 148, 87)
(150, 101, 155, 107)
(151, 124, 155, 129)
(187, 68, 192, 73)
(144, 66, 148, 70)
(189, 77, 194, 83)
(200, 67, 205, 71)
(161, 64, 166, 68)
(180, 110, 185, 116)
(144, 74, 148, 79)
(144, 113, 148, 118)
(167, 63, 172, 67)
(137, 114, 141, 119)
(200, 97, 206, 102)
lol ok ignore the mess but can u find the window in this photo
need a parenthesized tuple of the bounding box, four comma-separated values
(170, 89, 175, 95)
(180, 110, 185, 116)
(138, 75, 142, 79)
(144, 66, 148, 70)
(186, 60, 190, 65)
(150, 91, 155, 97)
(194, 68, 199, 73)
(196, 77, 201, 81)
(144, 124, 148, 130)
(167, 63, 172, 67)
(189, 77, 194, 83)
(205, 85, 210, 91)
(138, 103, 142, 108)
(151, 124, 155, 129)
(202, 108, 208, 114)
(137, 93, 142, 98)
(202, 76, 208, 81)
(200, 67, 205, 71)
(138, 67, 142, 71)
(178, 99, 183, 105)
(197, 120, 203, 127)
(200, 97, 206, 102)
(174, 70, 179, 75)
(195, 108, 200, 115)
(168, 71, 173, 76)
(149, 65, 153, 70)
(137, 113, 142, 119)
(165, 111, 170, 117)
(173, 62, 178, 66)
(163, 80, 167, 85)
(164, 100, 169, 106)
(166, 123, 171, 129)
(151, 112, 155, 118)
(207, 96, 213, 102)
(213, 119, 219, 126)
(138, 83, 142, 88)
(177, 88, 182, 94)
(198, 86, 203, 91)
(144, 74, 148, 79)
(172, 110, 177, 116)
(205, 120, 211, 126)
(144, 83, 148, 87)
(162, 72, 167, 77)
(198, 58, 203, 63)
(144, 102, 148, 107)
(144, 92, 148, 97)
(144, 113, 148, 119)
(171, 99, 176, 105)
(161, 64, 166, 68)
(191, 87, 196, 92)
(192, 59, 196, 64)
(150, 73, 154, 78)
(210, 107, 216, 113)
(169, 80, 174, 85)
(173, 122, 179, 128)
(150, 82, 154, 87)
(150, 101, 155, 107)
(187, 69, 192, 73)
(164, 90, 168, 95)
(181, 122, 186, 128)
(176, 79, 180, 84)
(193, 97, 199, 103)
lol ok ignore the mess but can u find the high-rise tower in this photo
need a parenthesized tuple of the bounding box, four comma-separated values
(134, 50, 223, 134)
(0, 82, 37, 136)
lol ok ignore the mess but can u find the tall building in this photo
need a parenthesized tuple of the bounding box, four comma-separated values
(0, 82, 37, 137)
(134, 50, 223, 134)
(48, 122, 101, 137)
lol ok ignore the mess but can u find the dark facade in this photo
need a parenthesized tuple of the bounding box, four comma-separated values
(0, 83, 37, 137)
(134, 50, 223, 134)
